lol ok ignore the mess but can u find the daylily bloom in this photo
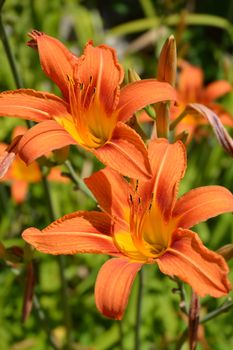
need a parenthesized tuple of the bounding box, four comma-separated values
(0, 126, 68, 203)
(22, 139, 233, 320)
(0, 31, 177, 180)
(171, 60, 233, 141)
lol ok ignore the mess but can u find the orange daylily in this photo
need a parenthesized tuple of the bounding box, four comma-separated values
(0, 31, 177, 180)
(171, 60, 233, 140)
(22, 139, 233, 320)
(0, 126, 68, 203)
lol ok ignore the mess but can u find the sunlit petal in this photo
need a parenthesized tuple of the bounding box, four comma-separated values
(173, 186, 233, 229)
(157, 229, 231, 297)
(117, 80, 176, 122)
(28, 30, 78, 99)
(18, 120, 76, 164)
(94, 122, 151, 180)
(95, 258, 143, 319)
(0, 89, 68, 121)
(23, 211, 120, 256)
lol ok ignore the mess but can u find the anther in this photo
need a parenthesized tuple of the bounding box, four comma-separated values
(135, 179, 139, 192)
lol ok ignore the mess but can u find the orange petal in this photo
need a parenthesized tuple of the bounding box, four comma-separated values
(18, 120, 76, 164)
(28, 30, 78, 100)
(173, 186, 233, 229)
(187, 103, 233, 156)
(94, 122, 151, 180)
(157, 229, 231, 297)
(11, 180, 28, 203)
(117, 79, 177, 122)
(0, 89, 69, 122)
(204, 81, 232, 101)
(22, 211, 120, 256)
(85, 167, 130, 226)
(147, 139, 186, 220)
(75, 41, 124, 113)
(0, 136, 22, 178)
(95, 258, 143, 319)
(178, 61, 203, 101)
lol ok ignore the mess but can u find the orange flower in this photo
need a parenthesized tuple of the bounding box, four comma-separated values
(22, 139, 233, 319)
(172, 60, 233, 140)
(0, 126, 68, 203)
(0, 31, 176, 180)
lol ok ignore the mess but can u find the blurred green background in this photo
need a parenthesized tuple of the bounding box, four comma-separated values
(0, 0, 233, 349)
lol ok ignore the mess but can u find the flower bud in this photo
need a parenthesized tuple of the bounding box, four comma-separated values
(217, 244, 233, 261)
(157, 35, 177, 86)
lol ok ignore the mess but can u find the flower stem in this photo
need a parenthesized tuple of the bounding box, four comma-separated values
(169, 109, 187, 131)
(41, 172, 72, 349)
(135, 269, 144, 350)
(188, 291, 200, 350)
(0, 1, 23, 89)
(64, 160, 96, 201)
(33, 295, 59, 349)
(176, 298, 233, 350)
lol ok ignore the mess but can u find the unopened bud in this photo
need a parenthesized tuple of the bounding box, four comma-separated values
(53, 146, 70, 164)
(217, 244, 233, 261)
(157, 35, 177, 86)
(128, 68, 141, 83)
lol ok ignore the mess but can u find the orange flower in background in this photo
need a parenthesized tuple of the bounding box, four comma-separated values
(22, 139, 233, 319)
(0, 31, 177, 180)
(0, 126, 68, 203)
(171, 60, 233, 140)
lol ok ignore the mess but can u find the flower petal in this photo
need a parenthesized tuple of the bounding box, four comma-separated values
(28, 30, 78, 99)
(117, 79, 177, 122)
(0, 89, 69, 122)
(173, 186, 233, 229)
(0, 136, 22, 178)
(11, 180, 28, 203)
(22, 211, 120, 256)
(18, 120, 76, 164)
(178, 61, 203, 101)
(204, 81, 232, 101)
(94, 122, 151, 180)
(95, 258, 143, 319)
(187, 103, 233, 156)
(157, 229, 231, 297)
(147, 139, 186, 220)
(85, 167, 130, 226)
(75, 41, 124, 113)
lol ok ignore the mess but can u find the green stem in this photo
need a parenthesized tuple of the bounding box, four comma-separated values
(0, 1, 23, 89)
(64, 160, 96, 201)
(118, 321, 124, 350)
(201, 299, 233, 324)
(33, 295, 59, 350)
(176, 299, 233, 350)
(42, 172, 72, 349)
(169, 110, 187, 131)
(135, 269, 144, 350)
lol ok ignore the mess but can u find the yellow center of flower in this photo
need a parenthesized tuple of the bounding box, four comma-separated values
(55, 76, 118, 149)
(113, 193, 174, 263)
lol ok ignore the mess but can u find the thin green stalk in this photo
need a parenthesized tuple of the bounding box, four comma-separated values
(41, 172, 72, 349)
(118, 320, 124, 350)
(135, 269, 144, 350)
(176, 299, 233, 350)
(33, 295, 59, 350)
(0, 1, 23, 89)
(64, 159, 96, 201)
(169, 110, 187, 131)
